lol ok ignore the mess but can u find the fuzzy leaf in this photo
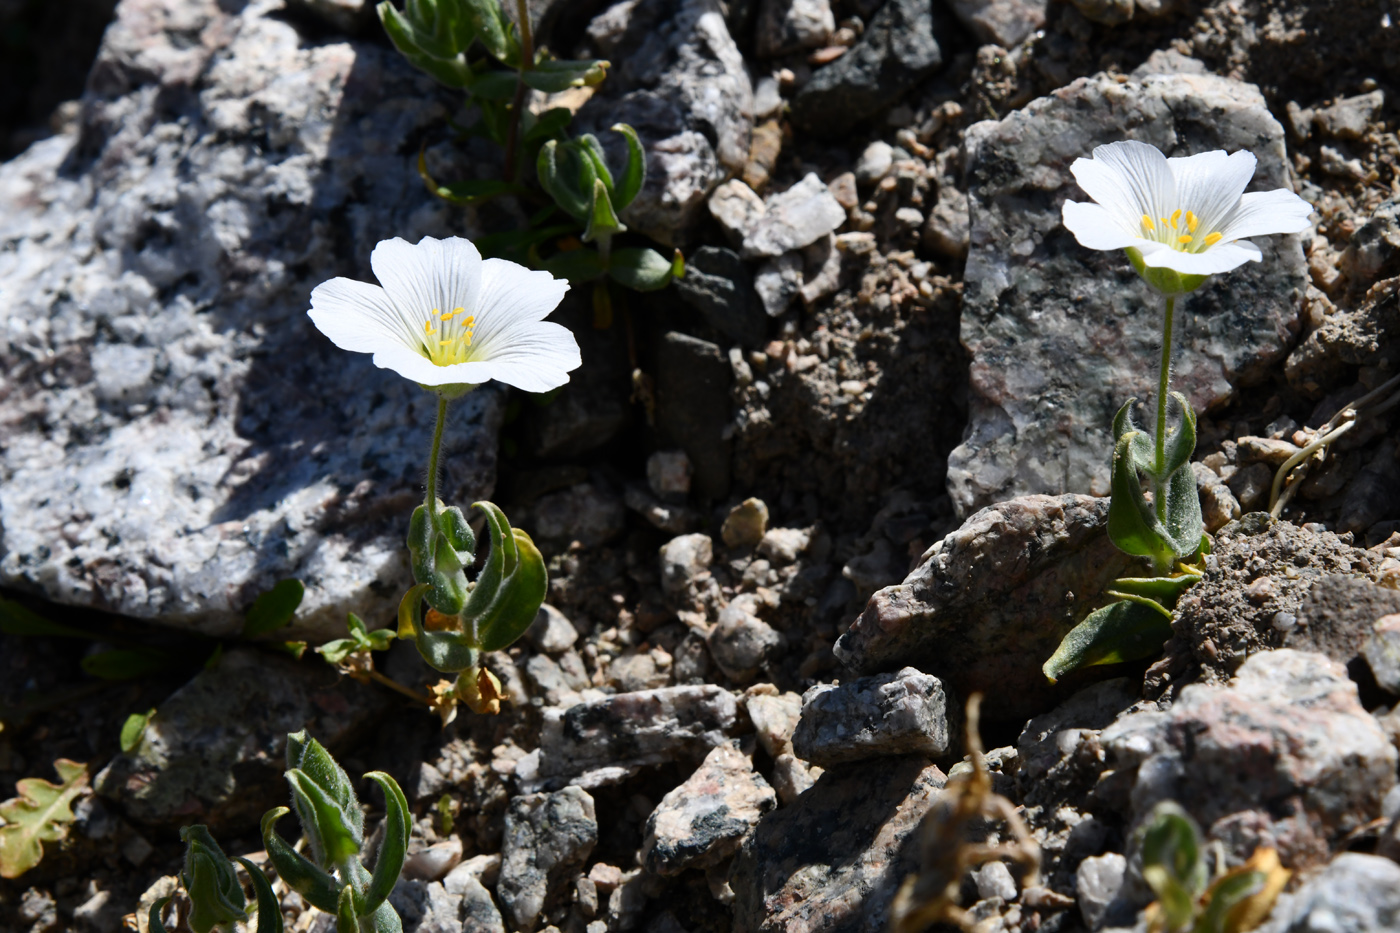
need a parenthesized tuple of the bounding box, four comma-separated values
(1107, 430, 1177, 572)
(180, 825, 248, 933)
(582, 179, 623, 243)
(1043, 599, 1173, 684)
(537, 140, 593, 221)
(1140, 801, 1209, 930)
(578, 134, 615, 192)
(0, 759, 89, 879)
(524, 107, 574, 144)
(363, 772, 410, 914)
(610, 123, 645, 210)
(460, 0, 516, 63)
(243, 579, 305, 638)
(1107, 573, 1201, 610)
(337, 883, 360, 933)
(542, 247, 605, 283)
(376, 2, 473, 87)
(476, 528, 548, 653)
(235, 857, 286, 933)
(148, 896, 174, 933)
(609, 247, 676, 291)
(1161, 391, 1198, 478)
(262, 807, 341, 913)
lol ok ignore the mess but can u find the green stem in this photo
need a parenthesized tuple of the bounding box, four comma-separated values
(1154, 295, 1175, 523)
(501, 0, 535, 182)
(425, 395, 449, 517)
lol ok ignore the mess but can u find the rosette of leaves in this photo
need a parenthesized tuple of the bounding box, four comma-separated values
(400, 500, 545, 711)
(535, 125, 685, 299)
(260, 732, 411, 933)
(1136, 802, 1287, 933)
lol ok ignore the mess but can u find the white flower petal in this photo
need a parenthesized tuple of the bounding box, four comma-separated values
(1167, 149, 1255, 236)
(1215, 189, 1314, 242)
(309, 277, 415, 351)
(371, 236, 483, 336)
(1071, 140, 1176, 229)
(393, 321, 581, 392)
(469, 258, 571, 358)
(1140, 239, 1262, 275)
(1062, 200, 1143, 251)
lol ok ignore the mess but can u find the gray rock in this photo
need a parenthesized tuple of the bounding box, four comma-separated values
(791, 666, 956, 767)
(459, 874, 507, 933)
(527, 483, 626, 548)
(744, 690, 805, 758)
(710, 180, 769, 247)
(526, 604, 579, 655)
(73, 890, 123, 933)
(648, 450, 694, 500)
(756, 0, 835, 57)
(1365, 613, 1400, 695)
(402, 839, 464, 882)
(731, 757, 947, 932)
(1341, 200, 1400, 289)
(708, 602, 784, 681)
(1193, 463, 1241, 532)
(1076, 853, 1126, 931)
(1286, 275, 1400, 396)
(740, 174, 848, 259)
(574, 0, 753, 245)
(790, 0, 946, 137)
(973, 860, 1018, 902)
(834, 494, 1135, 722)
(641, 742, 777, 874)
(855, 141, 895, 185)
(660, 532, 715, 597)
(1313, 91, 1386, 140)
(946, 0, 1046, 46)
(1286, 574, 1400, 669)
(535, 685, 738, 786)
(95, 647, 387, 829)
(390, 879, 494, 933)
(948, 71, 1308, 517)
(1116, 650, 1396, 862)
(1068, 0, 1132, 25)
(1259, 854, 1400, 933)
(922, 185, 971, 259)
(525, 651, 590, 708)
(498, 787, 598, 933)
(0, 0, 500, 639)
(674, 246, 767, 346)
(655, 332, 733, 500)
(1017, 678, 1141, 798)
(754, 252, 806, 317)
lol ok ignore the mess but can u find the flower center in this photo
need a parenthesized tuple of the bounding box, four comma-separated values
(421, 307, 476, 366)
(1139, 209, 1224, 252)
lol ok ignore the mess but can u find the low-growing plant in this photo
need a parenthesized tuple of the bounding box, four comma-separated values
(1048, 141, 1313, 678)
(0, 758, 89, 879)
(155, 732, 409, 933)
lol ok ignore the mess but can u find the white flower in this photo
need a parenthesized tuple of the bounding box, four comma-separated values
(308, 236, 580, 393)
(1061, 140, 1312, 283)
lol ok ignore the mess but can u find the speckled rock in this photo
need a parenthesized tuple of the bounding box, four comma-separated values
(390, 877, 505, 933)
(744, 689, 804, 758)
(0, 0, 500, 639)
(1258, 854, 1400, 933)
(948, 71, 1309, 518)
(709, 601, 784, 682)
(756, 0, 834, 57)
(740, 174, 848, 259)
(1170, 518, 1378, 682)
(1364, 614, 1400, 695)
(731, 757, 946, 933)
(641, 742, 777, 875)
(834, 494, 1135, 722)
(791, 667, 956, 767)
(1104, 650, 1396, 864)
(574, 0, 753, 246)
(498, 787, 597, 933)
(531, 685, 738, 787)
(946, 0, 1046, 46)
(1285, 276, 1400, 397)
(94, 647, 389, 829)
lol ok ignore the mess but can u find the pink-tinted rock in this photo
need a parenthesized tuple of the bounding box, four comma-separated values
(642, 742, 777, 875)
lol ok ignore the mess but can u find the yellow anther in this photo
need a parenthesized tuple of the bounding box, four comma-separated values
(463, 333, 473, 346)
(1186, 211, 1199, 233)
(1160, 217, 1170, 227)
(1204, 232, 1223, 246)
(424, 320, 437, 335)
(463, 316, 475, 326)
(438, 338, 456, 346)
(1141, 214, 1155, 231)
(1170, 209, 1182, 228)
(1177, 235, 1193, 244)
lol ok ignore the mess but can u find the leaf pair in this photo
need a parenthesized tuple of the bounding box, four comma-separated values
(1138, 802, 1288, 933)
(398, 501, 547, 673)
(377, 0, 519, 85)
(407, 499, 476, 615)
(538, 125, 643, 240)
(318, 613, 396, 666)
(1108, 393, 1206, 573)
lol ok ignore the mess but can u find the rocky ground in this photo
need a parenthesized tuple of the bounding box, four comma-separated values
(2, 0, 1400, 930)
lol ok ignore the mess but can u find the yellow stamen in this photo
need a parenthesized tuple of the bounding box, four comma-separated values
(1186, 211, 1199, 233)
(1177, 235, 1193, 244)
(1160, 217, 1170, 227)
(1141, 214, 1155, 231)
(424, 321, 437, 335)
(439, 338, 455, 346)
(1170, 209, 1182, 228)
(1204, 232, 1223, 246)
(463, 332, 473, 346)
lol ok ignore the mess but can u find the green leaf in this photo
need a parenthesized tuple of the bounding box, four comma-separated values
(1194, 871, 1265, 933)
(148, 896, 174, 933)
(362, 773, 410, 914)
(1162, 458, 1206, 563)
(460, 0, 517, 64)
(537, 140, 593, 221)
(1161, 391, 1198, 478)
(583, 179, 623, 243)
(1107, 430, 1177, 572)
(1139, 801, 1209, 930)
(376, 1, 473, 87)
(670, 248, 686, 280)
(235, 857, 286, 933)
(608, 247, 676, 291)
(470, 503, 548, 653)
(262, 808, 340, 913)
(337, 883, 360, 933)
(407, 502, 471, 616)
(437, 795, 455, 836)
(1107, 572, 1201, 610)
(0, 599, 89, 638)
(610, 123, 645, 210)
(471, 68, 520, 101)
(542, 248, 605, 283)
(120, 708, 155, 753)
(524, 107, 574, 144)
(81, 649, 170, 681)
(398, 584, 480, 673)
(578, 134, 615, 191)
(180, 825, 248, 933)
(474, 223, 579, 262)
(243, 580, 305, 638)
(0, 759, 88, 879)
(285, 731, 363, 866)
(521, 58, 610, 92)
(1042, 599, 1174, 684)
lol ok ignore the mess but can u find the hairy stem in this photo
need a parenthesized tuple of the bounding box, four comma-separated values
(1154, 295, 1175, 523)
(367, 669, 434, 706)
(502, 0, 536, 182)
(425, 395, 448, 517)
